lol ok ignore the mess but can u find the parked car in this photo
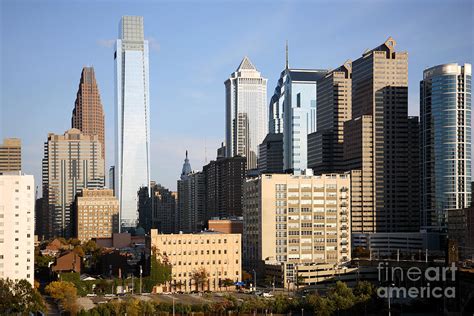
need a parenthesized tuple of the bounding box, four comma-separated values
(263, 292, 273, 298)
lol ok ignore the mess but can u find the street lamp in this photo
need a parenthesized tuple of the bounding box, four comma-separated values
(388, 282, 394, 316)
(252, 269, 257, 292)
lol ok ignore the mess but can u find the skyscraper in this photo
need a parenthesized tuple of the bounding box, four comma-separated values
(114, 16, 151, 231)
(225, 57, 267, 170)
(43, 129, 105, 238)
(420, 63, 472, 231)
(203, 155, 246, 221)
(177, 152, 205, 232)
(344, 37, 419, 233)
(0, 138, 21, 174)
(71, 67, 105, 162)
(308, 61, 352, 174)
(269, 49, 327, 173)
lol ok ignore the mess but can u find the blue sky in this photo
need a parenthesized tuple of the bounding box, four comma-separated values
(1, 0, 473, 191)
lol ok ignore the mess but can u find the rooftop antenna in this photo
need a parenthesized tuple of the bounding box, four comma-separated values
(285, 40, 289, 70)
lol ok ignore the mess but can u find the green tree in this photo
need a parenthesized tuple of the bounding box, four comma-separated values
(327, 281, 356, 312)
(222, 278, 234, 290)
(191, 267, 208, 291)
(0, 278, 46, 315)
(306, 294, 333, 316)
(45, 280, 78, 314)
(142, 247, 172, 292)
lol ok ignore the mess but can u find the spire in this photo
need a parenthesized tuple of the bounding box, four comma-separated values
(285, 40, 289, 69)
(180, 150, 192, 180)
(236, 56, 256, 71)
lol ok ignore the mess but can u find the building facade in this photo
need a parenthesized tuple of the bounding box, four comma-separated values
(150, 229, 241, 292)
(138, 182, 177, 234)
(420, 63, 472, 231)
(114, 16, 151, 231)
(73, 188, 119, 242)
(203, 156, 246, 220)
(43, 128, 105, 238)
(0, 138, 21, 174)
(71, 67, 105, 162)
(343, 37, 419, 233)
(258, 133, 284, 174)
(0, 173, 35, 285)
(243, 173, 351, 284)
(225, 57, 267, 169)
(308, 61, 352, 174)
(177, 153, 205, 233)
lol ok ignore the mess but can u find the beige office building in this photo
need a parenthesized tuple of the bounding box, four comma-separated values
(343, 37, 419, 233)
(308, 61, 352, 174)
(150, 229, 241, 292)
(74, 188, 119, 242)
(43, 128, 105, 238)
(0, 138, 21, 174)
(243, 172, 351, 285)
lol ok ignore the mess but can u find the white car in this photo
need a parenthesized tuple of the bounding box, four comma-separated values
(262, 292, 273, 298)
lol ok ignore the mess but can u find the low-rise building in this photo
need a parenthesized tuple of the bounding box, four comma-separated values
(150, 229, 241, 292)
(243, 172, 351, 287)
(208, 217, 243, 234)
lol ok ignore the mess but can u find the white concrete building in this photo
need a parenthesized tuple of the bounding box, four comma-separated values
(0, 173, 35, 285)
(225, 57, 267, 169)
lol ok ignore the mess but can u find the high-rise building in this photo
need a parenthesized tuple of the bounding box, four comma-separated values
(114, 16, 151, 231)
(225, 57, 267, 169)
(258, 133, 283, 174)
(177, 152, 205, 232)
(71, 67, 105, 162)
(138, 182, 177, 234)
(420, 63, 472, 231)
(0, 138, 21, 174)
(0, 173, 34, 285)
(268, 52, 327, 173)
(43, 128, 105, 238)
(308, 61, 352, 174)
(343, 37, 419, 233)
(73, 188, 119, 242)
(243, 172, 351, 285)
(203, 156, 246, 221)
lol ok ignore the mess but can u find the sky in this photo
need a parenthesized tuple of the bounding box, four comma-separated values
(1, 0, 473, 192)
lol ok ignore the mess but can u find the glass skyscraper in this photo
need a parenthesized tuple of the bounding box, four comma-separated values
(269, 67, 327, 173)
(114, 16, 151, 231)
(421, 63, 472, 231)
(225, 57, 267, 170)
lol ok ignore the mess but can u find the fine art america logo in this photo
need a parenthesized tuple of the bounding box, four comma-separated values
(376, 262, 457, 299)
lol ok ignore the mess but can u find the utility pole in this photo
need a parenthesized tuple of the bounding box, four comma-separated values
(252, 269, 257, 291)
(139, 265, 143, 295)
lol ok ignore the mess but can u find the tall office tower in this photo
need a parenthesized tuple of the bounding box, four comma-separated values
(420, 63, 472, 231)
(225, 57, 267, 169)
(73, 188, 119, 242)
(43, 128, 105, 238)
(177, 152, 205, 232)
(0, 173, 34, 285)
(203, 156, 246, 220)
(114, 16, 151, 231)
(269, 53, 327, 173)
(71, 67, 105, 162)
(344, 37, 419, 233)
(0, 138, 21, 174)
(308, 61, 352, 174)
(258, 133, 283, 174)
(243, 172, 351, 285)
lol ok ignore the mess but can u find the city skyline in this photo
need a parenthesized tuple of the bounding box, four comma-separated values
(1, 0, 473, 191)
